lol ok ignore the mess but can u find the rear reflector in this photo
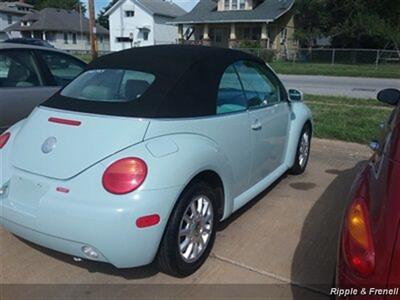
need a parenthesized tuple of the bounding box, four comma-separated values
(136, 214, 160, 228)
(48, 117, 81, 126)
(0, 132, 10, 149)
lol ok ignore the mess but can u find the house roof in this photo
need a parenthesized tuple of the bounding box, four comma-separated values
(105, 0, 186, 18)
(170, 0, 295, 24)
(0, 2, 33, 15)
(5, 8, 109, 35)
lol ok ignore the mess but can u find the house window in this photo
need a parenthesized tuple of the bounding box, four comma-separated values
(116, 37, 132, 43)
(231, 0, 237, 10)
(224, 0, 230, 10)
(280, 28, 288, 40)
(239, 0, 245, 9)
(64, 33, 68, 44)
(143, 31, 149, 41)
(72, 33, 77, 44)
(99, 35, 104, 43)
(125, 10, 135, 17)
(7, 15, 12, 24)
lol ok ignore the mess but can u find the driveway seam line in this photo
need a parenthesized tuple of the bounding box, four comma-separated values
(211, 253, 330, 297)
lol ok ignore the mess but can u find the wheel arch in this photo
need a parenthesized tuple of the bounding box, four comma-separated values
(184, 170, 225, 221)
(285, 103, 313, 168)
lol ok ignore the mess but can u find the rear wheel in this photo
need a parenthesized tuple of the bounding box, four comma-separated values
(289, 124, 311, 175)
(157, 181, 217, 277)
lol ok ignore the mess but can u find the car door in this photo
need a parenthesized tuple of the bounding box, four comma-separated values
(0, 49, 59, 131)
(215, 63, 252, 198)
(235, 60, 290, 185)
(36, 50, 86, 87)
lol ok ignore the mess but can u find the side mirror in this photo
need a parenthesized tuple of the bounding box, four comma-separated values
(288, 88, 304, 102)
(377, 88, 400, 106)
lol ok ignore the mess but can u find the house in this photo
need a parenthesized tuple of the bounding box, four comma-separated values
(5, 8, 110, 52)
(170, 0, 297, 51)
(0, 1, 34, 41)
(105, 0, 186, 51)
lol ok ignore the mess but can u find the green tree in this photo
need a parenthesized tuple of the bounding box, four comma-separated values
(34, 0, 86, 14)
(293, 0, 330, 48)
(97, 0, 118, 30)
(327, 0, 400, 48)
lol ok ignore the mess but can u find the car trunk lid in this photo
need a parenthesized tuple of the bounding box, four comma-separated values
(10, 107, 150, 180)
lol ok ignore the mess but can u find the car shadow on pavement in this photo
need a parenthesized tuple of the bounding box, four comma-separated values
(217, 173, 288, 231)
(16, 237, 159, 279)
(290, 161, 367, 299)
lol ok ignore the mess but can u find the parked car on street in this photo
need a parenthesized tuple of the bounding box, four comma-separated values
(336, 88, 400, 297)
(0, 45, 312, 277)
(0, 43, 86, 132)
(3, 38, 55, 48)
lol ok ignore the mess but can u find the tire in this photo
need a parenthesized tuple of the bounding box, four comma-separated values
(157, 181, 217, 277)
(289, 123, 311, 175)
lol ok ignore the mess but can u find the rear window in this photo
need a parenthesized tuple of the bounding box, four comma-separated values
(60, 69, 155, 102)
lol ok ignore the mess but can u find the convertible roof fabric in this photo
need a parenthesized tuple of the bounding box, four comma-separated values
(42, 45, 262, 118)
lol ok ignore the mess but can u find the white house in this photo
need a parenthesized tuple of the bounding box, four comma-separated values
(105, 0, 186, 51)
(0, 1, 33, 41)
(5, 8, 110, 52)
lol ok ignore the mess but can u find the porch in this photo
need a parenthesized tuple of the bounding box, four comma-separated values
(177, 22, 283, 49)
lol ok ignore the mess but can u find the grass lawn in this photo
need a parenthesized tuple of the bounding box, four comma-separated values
(305, 95, 392, 144)
(270, 61, 400, 79)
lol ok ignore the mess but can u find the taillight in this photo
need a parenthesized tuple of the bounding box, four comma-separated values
(343, 197, 375, 277)
(102, 157, 147, 195)
(0, 132, 10, 149)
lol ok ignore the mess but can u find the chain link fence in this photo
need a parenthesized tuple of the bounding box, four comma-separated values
(237, 48, 400, 67)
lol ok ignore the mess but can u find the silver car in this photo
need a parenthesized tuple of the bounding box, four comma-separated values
(0, 43, 86, 131)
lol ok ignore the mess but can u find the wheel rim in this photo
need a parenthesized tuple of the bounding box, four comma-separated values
(178, 195, 214, 263)
(298, 131, 310, 168)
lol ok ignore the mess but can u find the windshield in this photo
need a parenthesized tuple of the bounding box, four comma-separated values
(60, 69, 155, 102)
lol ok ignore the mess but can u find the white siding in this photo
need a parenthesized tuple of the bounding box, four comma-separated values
(0, 12, 23, 40)
(153, 15, 178, 45)
(109, 0, 154, 51)
(20, 31, 110, 52)
(108, 0, 180, 50)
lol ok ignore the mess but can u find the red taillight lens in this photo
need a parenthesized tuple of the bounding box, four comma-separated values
(0, 132, 10, 149)
(102, 157, 147, 195)
(343, 197, 375, 277)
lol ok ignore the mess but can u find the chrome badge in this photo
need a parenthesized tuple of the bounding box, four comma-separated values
(41, 137, 57, 154)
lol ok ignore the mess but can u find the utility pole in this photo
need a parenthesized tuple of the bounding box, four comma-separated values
(88, 0, 98, 60)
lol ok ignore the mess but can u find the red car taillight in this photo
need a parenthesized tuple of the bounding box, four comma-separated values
(343, 197, 375, 277)
(102, 157, 147, 195)
(0, 132, 10, 149)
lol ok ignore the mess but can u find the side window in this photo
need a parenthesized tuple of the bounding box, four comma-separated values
(217, 64, 247, 115)
(40, 51, 85, 86)
(0, 50, 42, 88)
(235, 60, 281, 108)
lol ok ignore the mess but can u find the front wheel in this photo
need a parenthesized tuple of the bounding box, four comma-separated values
(157, 181, 217, 277)
(289, 124, 311, 175)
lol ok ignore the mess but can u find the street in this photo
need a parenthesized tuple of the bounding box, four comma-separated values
(280, 74, 400, 99)
(1, 139, 371, 299)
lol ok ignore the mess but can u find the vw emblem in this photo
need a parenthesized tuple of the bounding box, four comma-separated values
(41, 137, 57, 154)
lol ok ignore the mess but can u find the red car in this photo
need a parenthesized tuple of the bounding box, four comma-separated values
(336, 88, 400, 299)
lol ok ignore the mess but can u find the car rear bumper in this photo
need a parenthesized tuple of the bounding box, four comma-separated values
(0, 180, 182, 268)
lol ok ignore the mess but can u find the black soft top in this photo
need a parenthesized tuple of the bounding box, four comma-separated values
(42, 45, 262, 118)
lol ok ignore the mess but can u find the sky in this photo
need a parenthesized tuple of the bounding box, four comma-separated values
(82, 0, 199, 14)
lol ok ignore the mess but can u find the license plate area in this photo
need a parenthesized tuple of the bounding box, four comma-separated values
(6, 176, 48, 215)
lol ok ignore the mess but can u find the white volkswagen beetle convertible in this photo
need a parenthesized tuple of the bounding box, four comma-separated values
(0, 45, 312, 277)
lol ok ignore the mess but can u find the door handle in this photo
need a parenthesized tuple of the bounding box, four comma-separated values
(251, 120, 262, 131)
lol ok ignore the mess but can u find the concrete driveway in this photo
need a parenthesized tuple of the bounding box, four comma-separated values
(280, 74, 400, 99)
(0, 139, 371, 300)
